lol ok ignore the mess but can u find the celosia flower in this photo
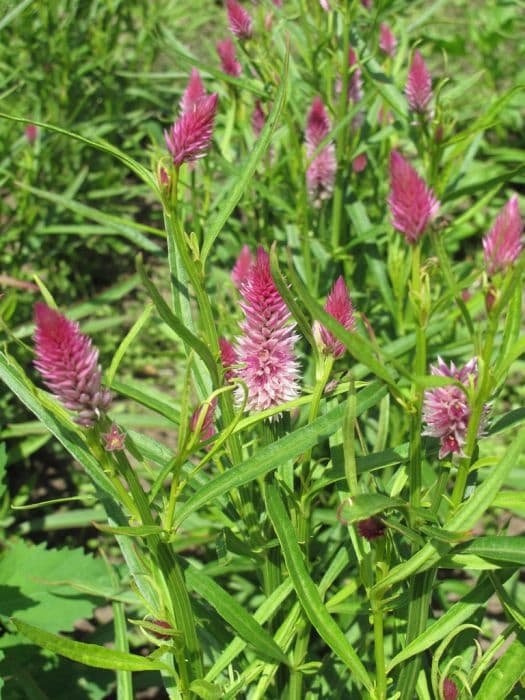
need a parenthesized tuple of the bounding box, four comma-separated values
(33, 303, 111, 427)
(422, 357, 488, 459)
(226, 0, 253, 40)
(165, 93, 218, 167)
(272, 0, 282, 7)
(252, 99, 266, 137)
(180, 68, 206, 114)
(357, 517, 385, 540)
(235, 247, 300, 415)
(361, 0, 372, 8)
(102, 423, 127, 451)
(25, 124, 38, 144)
(348, 48, 363, 104)
(319, 0, 331, 10)
(482, 195, 523, 275)
(388, 150, 439, 243)
(190, 399, 217, 448)
(217, 38, 242, 77)
(219, 337, 237, 382)
(305, 96, 336, 204)
(232, 244, 254, 287)
(443, 678, 458, 700)
(352, 153, 367, 173)
(379, 23, 397, 57)
(406, 50, 432, 113)
(313, 276, 356, 358)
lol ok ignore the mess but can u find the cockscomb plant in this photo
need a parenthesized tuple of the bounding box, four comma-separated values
(0, 2, 524, 700)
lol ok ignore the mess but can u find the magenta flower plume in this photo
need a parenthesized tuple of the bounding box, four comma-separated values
(180, 68, 206, 114)
(361, 0, 372, 8)
(165, 93, 218, 167)
(190, 398, 217, 448)
(33, 303, 111, 427)
(388, 150, 439, 243)
(232, 244, 254, 287)
(217, 38, 242, 77)
(252, 99, 266, 137)
(305, 96, 336, 204)
(406, 50, 432, 113)
(379, 23, 397, 57)
(443, 679, 458, 700)
(422, 357, 489, 459)
(352, 153, 367, 173)
(235, 247, 300, 416)
(226, 0, 253, 40)
(482, 195, 523, 275)
(25, 124, 38, 144)
(314, 276, 356, 358)
(348, 48, 363, 103)
(219, 337, 237, 382)
(319, 0, 331, 10)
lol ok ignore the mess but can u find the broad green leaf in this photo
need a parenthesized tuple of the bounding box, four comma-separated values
(189, 680, 222, 700)
(265, 483, 372, 692)
(449, 536, 525, 567)
(12, 619, 171, 673)
(473, 630, 525, 700)
(94, 523, 165, 537)
(337, 494, 405, 524)
(185, 567, 287, 665)
(173, 383, 386, 530)
(110, 379, 181, 424)
(201, 50, 289, 263)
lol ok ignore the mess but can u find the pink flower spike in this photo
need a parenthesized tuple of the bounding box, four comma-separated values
(232, 245, 254, 288)
(361, 0, 372, 8)
(406, 50, 432, 113)
(33, 303, 111, 427)
(306, 97, 336, 204)
(25, 124, 38, 144)
(314, 276, 356, 358)
(388, 150, 439, 243)
(482, 195, 523, 275)
(165, 93, 218, 167)
(235, 247, 300, 417)
(252, 99, 266, 137)
(422, 357, 489, 459)
(319, 0, 331, 10)
(190, 398, 217, 449)
(226, 0, 253, 40)
(348, 48, 363, 104)
(379, 23, 397, 57)
(352, 153, 367, 173)
(180, 68, 206, 115)
(219, 338, 237, 382)
(217, 38, 242, 77)
(272, 0, 282, 7)
(443, 678, 458, 700)
(102, 423, 127, 452)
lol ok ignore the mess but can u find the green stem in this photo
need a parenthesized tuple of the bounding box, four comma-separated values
(372, 600, 386, 700)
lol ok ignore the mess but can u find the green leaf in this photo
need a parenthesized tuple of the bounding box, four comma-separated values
(473, 630, 525, 700)
(12, 618, 171, 673)
(265, 483, 372, 691)
(106, 303, 154, 386)
(185, 567, 287, 665)
(93, 524, 166, 538)
(0, 443, 7, 500)
(173, 383, 385, 530)
(449, 536, 525, 567)
(337, 494, 404, 524)
(189, 680, 223, 700)
(201, 49, 289, 263)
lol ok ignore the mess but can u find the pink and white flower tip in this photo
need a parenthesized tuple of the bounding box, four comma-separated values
(219, 337, 237, 382)
(231, 244, 254, 288)
(217, 38, 242, 78)
(33, 303, 111, 427)
(406, 50, 432, 114)
(305, 96, 336, 205)
(234, 247, 300, 417)
(482, 195, 523, 276)
(379, 24, 397, 58)
(319, 0, 331, 10)
(388, 149, 439, 244)
(422, 357, 489, 459)
(165, 92, 218, 167)
(226, 0, 253, 40)
(313, 276, 356, 358)
(180, 68, 206, 115)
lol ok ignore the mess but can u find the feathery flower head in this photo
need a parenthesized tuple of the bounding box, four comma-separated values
(226, 0, 253, 40)
(165, 93, 218, 167)
(190, 398, 217, 448)
(306, 97, 336, 204)
(102, 423, 127, 451)
(33, 303, 111, 427)
(482, 195, 523, 276)
(219, 337, 237, 382)
(443, 678, 458, 700)
(232, 244, 254, 288)
(422, 357, 488, 459)
(217, 38, 242, 77)
(388, 150, 439, 243)
(313, 276, 356, 358)
(235, 247, 300, 416)
(406, 50, 432, 113)
(357, 517, 385, 540)
(252, 99, 266, 137)
(180, 68, 206, 114)
(379, 23, 397, 57)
